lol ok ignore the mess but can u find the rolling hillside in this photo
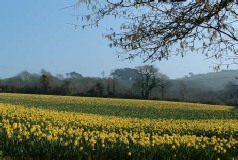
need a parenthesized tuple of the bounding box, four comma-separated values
(174, 70, 238, 91)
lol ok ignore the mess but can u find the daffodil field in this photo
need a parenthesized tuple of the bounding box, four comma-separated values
(0, 93, 238, 159)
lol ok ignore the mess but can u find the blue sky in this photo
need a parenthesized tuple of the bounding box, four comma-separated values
(1, 1, 234, 79)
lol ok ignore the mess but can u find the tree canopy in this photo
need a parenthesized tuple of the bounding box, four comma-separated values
(71, 0, 238, 68)
(110, 68, 141, 81)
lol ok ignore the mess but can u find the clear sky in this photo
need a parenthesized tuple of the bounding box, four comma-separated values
(1, 1, 236, 79)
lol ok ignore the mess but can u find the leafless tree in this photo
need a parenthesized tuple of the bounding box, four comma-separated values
(135, 65, 170, 99)
(135, 65, 159, 99)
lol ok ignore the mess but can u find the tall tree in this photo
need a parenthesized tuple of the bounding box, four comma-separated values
(135, 65, 160, 99)
(157, 72, 171, 100)
(71, 0, 238, 67)
(107, 76, 118, 96)
(40, 69, 52, 93)
(63, 80, 71, 95)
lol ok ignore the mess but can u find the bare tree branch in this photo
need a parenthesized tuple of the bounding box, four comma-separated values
(70, 0, 238, 66)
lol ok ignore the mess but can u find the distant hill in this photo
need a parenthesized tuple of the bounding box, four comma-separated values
(173, 70, 238, 91)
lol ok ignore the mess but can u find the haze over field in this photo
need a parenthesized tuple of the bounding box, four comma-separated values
(1, 1, 238, 79)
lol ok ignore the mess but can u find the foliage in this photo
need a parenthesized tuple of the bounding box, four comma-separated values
(110, 68, 141, 81)
(3, 69, 238, 105)
(0, 93, 238, 159)
(66, 71, 83, 79)
(71, 0, 238, 66)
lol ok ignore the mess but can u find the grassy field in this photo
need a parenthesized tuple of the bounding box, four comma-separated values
(0, 93, 238, 159)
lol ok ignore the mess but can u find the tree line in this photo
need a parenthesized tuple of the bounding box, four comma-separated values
(0, 65, 170, 100)
(1, 65, 238, 106)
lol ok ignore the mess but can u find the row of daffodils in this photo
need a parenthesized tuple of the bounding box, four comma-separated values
(0, 93, 238, 159)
